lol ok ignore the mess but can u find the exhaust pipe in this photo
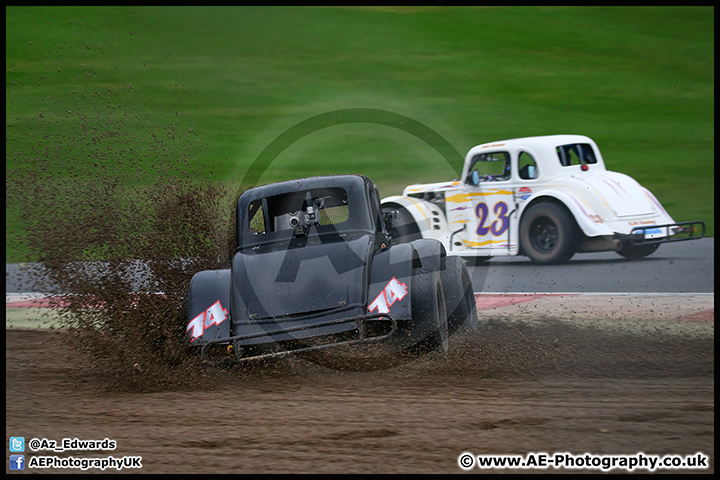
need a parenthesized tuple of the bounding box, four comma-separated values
(577, 238, 621, 253)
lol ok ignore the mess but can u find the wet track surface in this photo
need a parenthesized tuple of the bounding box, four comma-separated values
(5, 239, 714, 473)
(5, 292, 713, 474)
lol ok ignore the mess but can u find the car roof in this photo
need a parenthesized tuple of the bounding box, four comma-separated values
(464, 134, 606, 178)
(471, 134, 595, 153)
(236, 175, 378, 246)
(239, 174, 374, 202)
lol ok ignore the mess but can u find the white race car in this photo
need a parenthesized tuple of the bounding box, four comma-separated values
(381, 134, 705, 264)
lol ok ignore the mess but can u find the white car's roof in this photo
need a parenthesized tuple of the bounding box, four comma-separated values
(464, 134, 605, 179)
(471, 134, 594, 152)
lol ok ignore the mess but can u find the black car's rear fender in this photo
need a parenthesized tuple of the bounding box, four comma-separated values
(409, 237, 446, 270)
(366, 238, 445, 321)
(185, 269, 233, 345)
(366, 243, 413, 321)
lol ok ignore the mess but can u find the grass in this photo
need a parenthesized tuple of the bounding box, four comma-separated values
(6, 6, 714, 261)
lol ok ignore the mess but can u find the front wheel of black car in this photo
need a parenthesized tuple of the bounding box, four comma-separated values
(441, 256, 478, 334)
(406, 268, 448, 356)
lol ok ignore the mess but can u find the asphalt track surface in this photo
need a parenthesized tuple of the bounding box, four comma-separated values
(4, 238, 714, 295)
(467, 237, 713, 294)
(5, 238, 714, 473)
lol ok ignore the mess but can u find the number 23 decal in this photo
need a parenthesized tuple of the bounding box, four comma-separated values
(475, 201, 509, 236)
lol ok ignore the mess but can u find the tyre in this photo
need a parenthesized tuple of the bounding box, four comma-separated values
(617, 241, 659, 259)
(441, 256, 478, 334)
(405, 268, 448, 356)
(519, 202, 580, 265)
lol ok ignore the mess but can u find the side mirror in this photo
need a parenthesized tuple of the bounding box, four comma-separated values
(466, 170, 481, 186)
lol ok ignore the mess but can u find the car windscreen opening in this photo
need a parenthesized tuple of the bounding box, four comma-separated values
(248, 187, 351, 235)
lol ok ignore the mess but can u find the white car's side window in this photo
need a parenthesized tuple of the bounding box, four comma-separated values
(556, 143, 598, 167)
(518, 151, 538, 180)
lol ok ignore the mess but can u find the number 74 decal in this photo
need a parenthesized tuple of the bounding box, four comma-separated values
(186, 300, 229, 341)
(475, 201, 510, 236)
(368, 277, 408, 314)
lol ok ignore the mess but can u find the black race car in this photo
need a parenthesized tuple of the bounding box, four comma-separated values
(184, 175, 476, 369)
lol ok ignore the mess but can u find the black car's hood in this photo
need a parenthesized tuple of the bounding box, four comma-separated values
(233, 233, 372, 320)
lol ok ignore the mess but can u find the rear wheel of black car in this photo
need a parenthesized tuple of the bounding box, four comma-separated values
(406, 268, 448, 356)
(441, 256, 478, 334)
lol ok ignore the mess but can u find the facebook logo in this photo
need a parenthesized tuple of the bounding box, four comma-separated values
(9, 455, 25, 470)
(9, 437, 25, 452)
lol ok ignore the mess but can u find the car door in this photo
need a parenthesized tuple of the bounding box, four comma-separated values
(460, 150, 515, 256)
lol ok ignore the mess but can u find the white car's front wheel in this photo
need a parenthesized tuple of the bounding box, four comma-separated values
(519, 203, 580, 265)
